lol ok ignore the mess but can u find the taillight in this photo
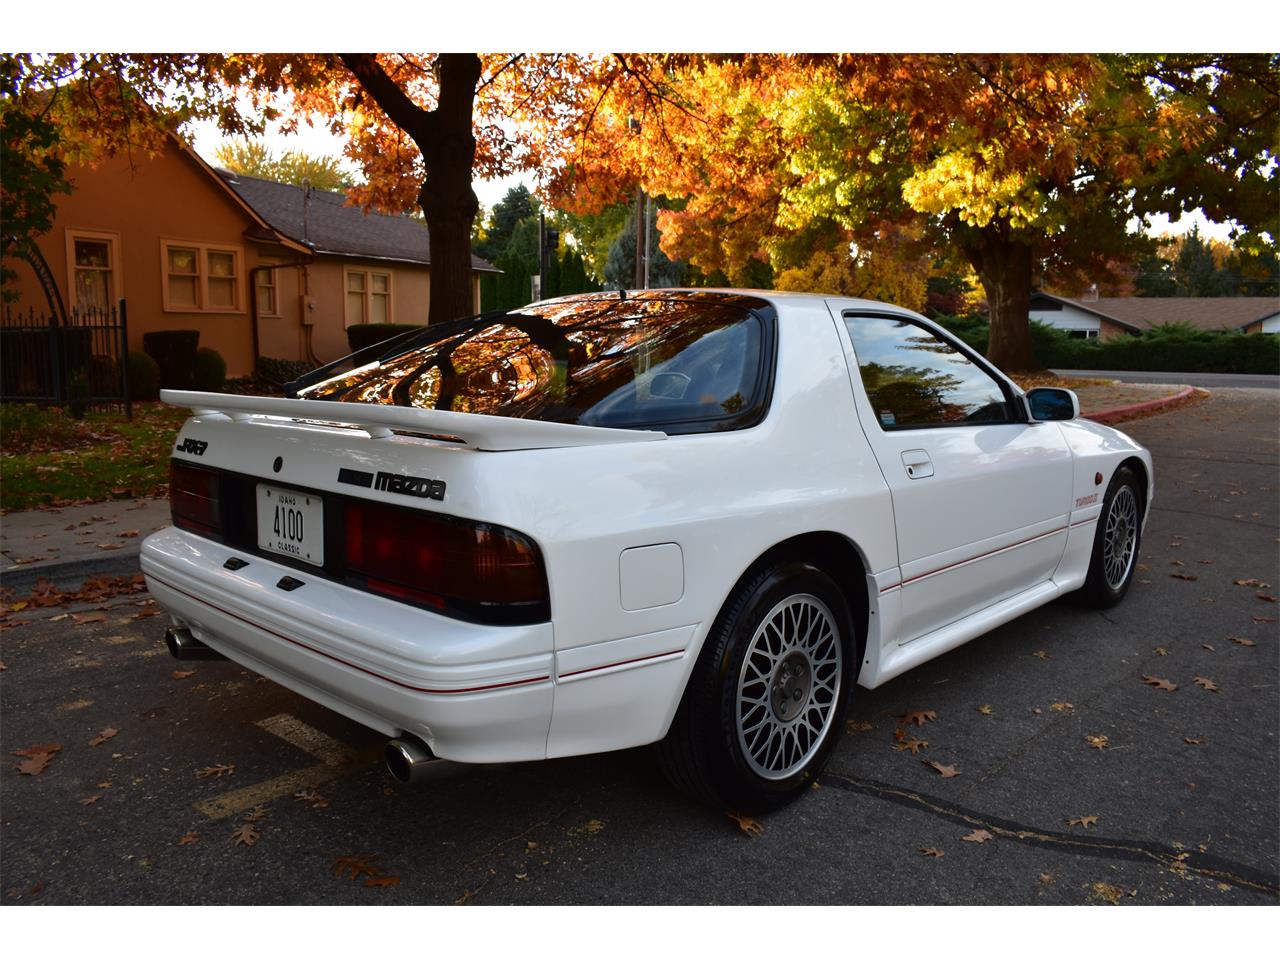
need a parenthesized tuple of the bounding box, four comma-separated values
(343, 500, 549, 625)
(170, 460, 222, 538)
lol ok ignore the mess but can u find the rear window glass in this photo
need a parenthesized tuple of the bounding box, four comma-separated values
(296, 292, 774, 433)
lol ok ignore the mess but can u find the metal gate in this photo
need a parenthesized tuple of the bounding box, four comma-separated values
(0, 298, 131, 415)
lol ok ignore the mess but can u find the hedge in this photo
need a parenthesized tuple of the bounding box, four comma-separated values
(142, 330, 200, 389)
(193, 347, 227, 393)
(127, 351, 160, 401)
(932, 315, 1280, 375)
(346, 323, 423, 354)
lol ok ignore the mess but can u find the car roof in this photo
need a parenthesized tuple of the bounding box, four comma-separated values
(529, 288, 917, 317)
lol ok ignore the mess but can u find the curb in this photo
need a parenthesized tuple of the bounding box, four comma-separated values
(2, 550, 143, 594)
(1083, 385, 1199, 425)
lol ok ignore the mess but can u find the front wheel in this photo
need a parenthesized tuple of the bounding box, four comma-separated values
(1077, 465, 1144, 608)
(657, 561, 855, 813)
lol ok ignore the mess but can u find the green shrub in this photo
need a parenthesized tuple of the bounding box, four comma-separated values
(88, 354, 119, 396)
(346, 323, 422, 354)
(257, 356, 317, 386)
(192, 347, 227, 392)
(933, 315, 1280, 375)
(67, 371, 89, 420)
(142, 330, 200, 389)
(127, 350, 160, 401)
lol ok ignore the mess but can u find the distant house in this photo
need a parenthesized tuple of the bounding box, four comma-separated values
(1029, 293, 1280, 340)
(10, 134, 498, 377)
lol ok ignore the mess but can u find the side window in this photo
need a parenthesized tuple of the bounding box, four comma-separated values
(844, 315, 1014, 429)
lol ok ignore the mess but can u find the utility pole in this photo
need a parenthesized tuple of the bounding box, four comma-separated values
(633, 186, 645, 291)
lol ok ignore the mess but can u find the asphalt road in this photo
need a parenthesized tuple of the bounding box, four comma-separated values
(1054, 369, 1280, 390)
(2, 390, 1277, 906)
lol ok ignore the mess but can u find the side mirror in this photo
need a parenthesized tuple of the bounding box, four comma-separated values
(1026, 387, 1080, 422)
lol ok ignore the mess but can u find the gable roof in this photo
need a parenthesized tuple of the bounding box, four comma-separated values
(215, 170, 499, 273)
(1030, 293, 1280, 333)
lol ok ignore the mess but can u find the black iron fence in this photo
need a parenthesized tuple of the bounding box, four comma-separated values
(1, 299, 131, 415)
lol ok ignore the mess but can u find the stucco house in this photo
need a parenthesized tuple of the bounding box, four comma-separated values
(1029, 292, 1280, 340)
(9, 134, 498, 377)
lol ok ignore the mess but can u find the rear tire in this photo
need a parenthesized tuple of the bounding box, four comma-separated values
(657, 560, 855, 813)
(1077, 465, 1144, 609)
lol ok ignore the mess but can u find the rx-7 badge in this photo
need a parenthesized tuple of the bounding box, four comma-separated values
(175, 437, 208, 456)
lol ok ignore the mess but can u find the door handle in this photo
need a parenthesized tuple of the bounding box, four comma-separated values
(901, 449, 934, 479)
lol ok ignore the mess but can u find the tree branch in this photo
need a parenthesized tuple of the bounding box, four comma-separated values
(338, 53, 436, 150)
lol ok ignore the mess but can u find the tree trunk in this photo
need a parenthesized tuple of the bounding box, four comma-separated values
(961, 224, 1039, 372)
(420, 54, 481, 326)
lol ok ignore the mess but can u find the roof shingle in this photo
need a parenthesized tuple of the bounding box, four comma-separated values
(218, 171, 498, 273)
(1032, 294, 1280, 332)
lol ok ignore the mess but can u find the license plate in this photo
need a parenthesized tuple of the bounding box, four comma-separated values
(257, 485, 324, 566)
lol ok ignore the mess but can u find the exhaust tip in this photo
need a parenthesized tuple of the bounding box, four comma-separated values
(385, 737, 438, 783)
(165, 627, 226, 661)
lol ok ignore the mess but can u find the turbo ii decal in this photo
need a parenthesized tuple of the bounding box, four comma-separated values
(1074, 492, 1099, 509)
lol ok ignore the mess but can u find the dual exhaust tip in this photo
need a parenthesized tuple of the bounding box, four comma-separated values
(165, 627, 442, 785)
(165, 626, 227, 661)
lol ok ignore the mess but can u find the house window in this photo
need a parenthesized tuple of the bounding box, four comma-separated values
(65, 230, 121, 312)
(344, 269, 392, 326)
(1067, 329, 1098, 340)
(256, 266, 278, 317)
(160, 240, 243, 312)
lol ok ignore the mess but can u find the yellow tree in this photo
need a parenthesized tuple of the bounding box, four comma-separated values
(550, 54, 1276, 370)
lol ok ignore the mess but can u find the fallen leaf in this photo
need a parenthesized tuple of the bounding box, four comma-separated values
(1170, 573, 1198, 581)
(9, 601, 29, 612)
(1202, 643, 1216, 651)
(1193, 676, 1219, 693)
(1257, 593, 1278, 603)
(893, 737, 929, 755)
(1084, 734, 1109, 750)
(1169, 559, 1184, 567)
(88, 727, 118, 747)
(1067, 815, 1099, 829)
(1039, 873, 1054, 885)
(1032, 650, 1050, 659)
(727, 812, 763, 837)
(1091, 881, 1125, 905)
(1234, 578, 1270, 588)
(1252, 616, 1277, 624)
(331, 854, 382, 880)
(1142, 676, 1178, 692)
(231, 823, 259, 847)
(12, 743, 63, 776)
(0, 661, 6, 671)
(1153, 647, 1169, 656)
(976, 704, 994, 715)
(295, 789, 330, 809)
(171, 670, 195, 680)
(96, 781, 111, 788)
(899, 709, 937, 727)
(924, 760, 960, 778)
(118, 529, 140, 538)
(177, 831, 199, 845)
(961, 829, 993, 844)
(195, 763, 235, 779)
(1228, 637, 1256, 647)
(79, 795, 102, 805)
(242, 805, 268, 823)
(1183, 737, 1205, 745)
(1050, 702, 1075, 712)
(72, 612, 106, 624)
(918, 847, 945, 858)
(845, 720, 873, 735)
(364, 875, 401, 888)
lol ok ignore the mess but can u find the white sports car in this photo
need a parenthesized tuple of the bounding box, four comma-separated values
(142, 290, 1152, 811)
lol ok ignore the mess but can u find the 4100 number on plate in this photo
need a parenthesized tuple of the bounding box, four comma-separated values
(256, 485, 324, 566)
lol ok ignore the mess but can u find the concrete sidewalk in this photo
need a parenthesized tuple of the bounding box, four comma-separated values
(1, 497, 170, 592)
(0, 380, 1196, 594)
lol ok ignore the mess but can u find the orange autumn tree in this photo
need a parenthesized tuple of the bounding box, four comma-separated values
(550, 54, 1274, 371)
(7, 53, 650, 326)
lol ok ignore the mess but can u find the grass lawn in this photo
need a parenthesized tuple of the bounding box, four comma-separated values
(1, 403, 188, 512)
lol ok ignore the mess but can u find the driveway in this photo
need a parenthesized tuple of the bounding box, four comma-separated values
(1054, 369, 1279, 390)
(2, 389, 1276, 905)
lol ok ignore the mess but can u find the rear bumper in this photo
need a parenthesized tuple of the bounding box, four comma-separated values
(140, 527, 555, 762)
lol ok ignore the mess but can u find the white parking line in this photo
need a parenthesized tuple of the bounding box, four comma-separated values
(193, 713, 373, 821)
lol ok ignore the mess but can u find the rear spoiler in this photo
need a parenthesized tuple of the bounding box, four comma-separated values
(161, 390, 668, 452)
